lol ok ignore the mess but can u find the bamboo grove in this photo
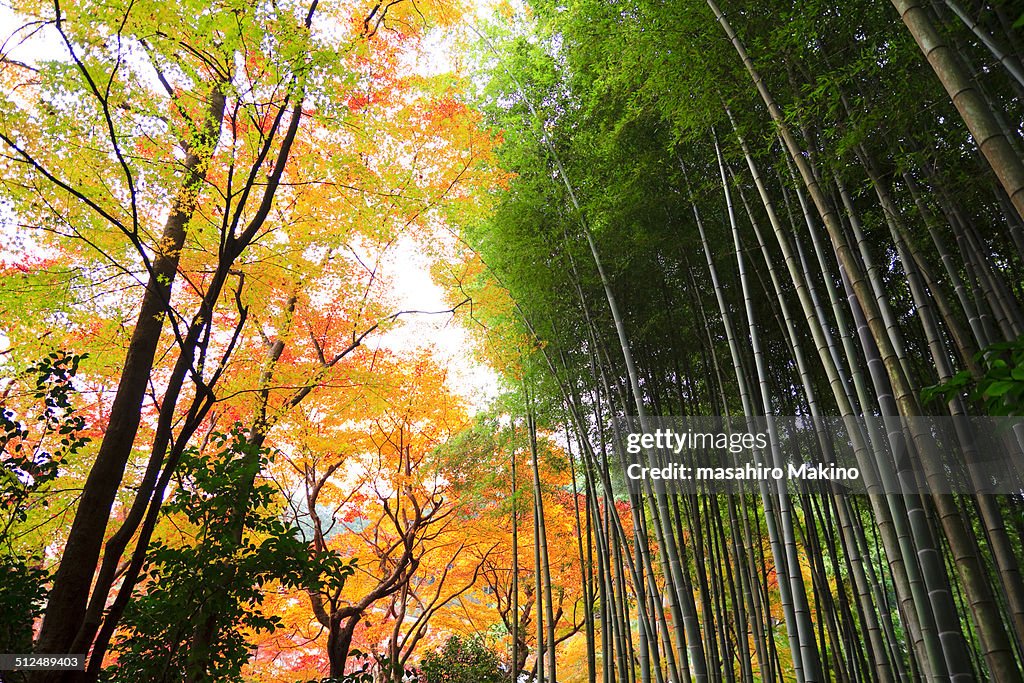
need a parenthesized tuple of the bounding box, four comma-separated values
(457, 0, 1024, 682)
(2, 0, 1024, 681)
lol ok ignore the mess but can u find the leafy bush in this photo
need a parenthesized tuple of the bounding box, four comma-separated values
(109, 427, 352, 682)
(923, 337, 1024, 415)
(0, 556, 47, 657)
(0, 351, 88, 659)
(1, 351, 88, 530)
(420, 636, 509, 683)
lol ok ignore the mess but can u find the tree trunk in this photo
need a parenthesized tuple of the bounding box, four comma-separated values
(32, 83, 227, 669)
(891, 0, 1024, 220)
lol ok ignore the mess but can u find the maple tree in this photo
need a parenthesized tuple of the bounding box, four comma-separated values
(1, 0, 504, 679)
(245, 354, 494, 681)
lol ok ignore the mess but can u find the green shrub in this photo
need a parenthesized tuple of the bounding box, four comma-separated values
(420, 636, 509, 683)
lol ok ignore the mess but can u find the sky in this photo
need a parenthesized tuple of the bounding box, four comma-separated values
(375, 235, 501, 410)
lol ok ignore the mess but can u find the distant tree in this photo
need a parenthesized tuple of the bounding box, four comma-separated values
(420, 636, 509, 683)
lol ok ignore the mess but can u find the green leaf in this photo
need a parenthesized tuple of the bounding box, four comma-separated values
(985, 380, 1016, 397)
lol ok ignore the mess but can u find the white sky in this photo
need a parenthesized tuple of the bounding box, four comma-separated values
(374, 235, 500, 410)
